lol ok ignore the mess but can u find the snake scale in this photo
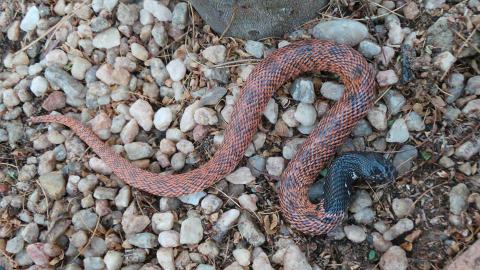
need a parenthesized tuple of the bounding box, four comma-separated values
(31, 39, 396, 234)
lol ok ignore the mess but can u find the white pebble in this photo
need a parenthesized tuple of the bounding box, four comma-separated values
(166, 59, 186, 81)
(225, 167, 255, 184)
(194, 107, 218, 125)
(294, 103, 317, 126)
(129, 99, 154, 131)
(30, 76, 48, 97)
(154, 107, 173, 131)
(20, 6, 40, 31)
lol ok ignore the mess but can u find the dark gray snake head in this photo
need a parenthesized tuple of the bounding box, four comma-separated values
(356, 152, 397, 184)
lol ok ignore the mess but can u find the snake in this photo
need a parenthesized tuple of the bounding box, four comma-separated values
(30, 39, 396, 235)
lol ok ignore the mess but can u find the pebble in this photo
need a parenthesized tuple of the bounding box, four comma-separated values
(176, 139, 194, 154)
(358, 40, 381, 58)
(26, 243, 49, 267)
(131, 43, 149, 61)
(172, 2, 188, 29)
(104, 250, 123, 270)
(392, 198, 414, 218)
(95, 64, 130, 86)
(376, 70, 399, 87)
(6, 236, 24, 254)
(41, 91, 65, 111)
(403, 1, 420, 20)
(344, 225, 367, 243)
(38, 171, 66, 200)
(462, 99, 480, 117)
(438, 156, 455, 169)
(433, 51, 456, 72)
(171, 152, 186, 170)
(72, 209, 99, 230)
(178, 191, 206, 206)
(384, 91, 406, 115)
(202, 45, 227, 64)
(180, 217, 203, 244)
(152, 212, 175, 233)
(383, 218, 414, 241)
(465, 76, 480, 95)
(354, 208, 375, 225)
(93, 187, 117, 200)
(379, 246, 408, 270)
(166, 59, 186, 81)
(449, 183, 470, 215)
(446, 73, 465, 103)
(233, 248, 251, 266)
(197, 240, 219, 258)
(312, 19, 368, 46)
(245, 40, 265, 58)
(320, 81, 344, 101)
(266, 156, 285, 176)
(367, 104, 388, 130)
(157, 248, 175, 270)
(372, 232, 393, 252)
(3, 89, 21, 107)
(89, 112, 112, 140)
(353, 119, 373, 137)
(115, 186, 130, 208)
(405, 111, 425, 131)
(294, 103, 317, 126)
(376, 47, 395, 67)
(84, 257, 105, 270)
(238, 212, 265, 247)
(425, 0, 446, 10)
(158, 230, 180, 247)
(152, 23, 168, 47)
(71, 57, 92, 80)
(120, 119, 139, 144)
(263, 98, 278, 124)
(194, 107, 218, 125)
(45, 49, 68, 67)
(385, 15, 404, 45)
(154, 107, 173, 131)
(129, 99, 154, 131)
(283, 244, 312, 270)
(393, 144, 418, 175)
(386, 119, 409, 143)
(20, 6, 39, 31)
(200, 194, 223, 214)
(350, 190, 372, 213)
(124, 142, 153, 160)
(21, 223, 39, 243)
(199, 86, 227, 106)
(454, 138, 480, 160)
(283, 138, 306, 159)
(291, 78, 315, 103)
(7, 20, 20, 41)
(144, 0, 172, 21)
(225, 167, 255, 184)
(238, 194, 258, 211)
(426, 17, 454, 53)
(252, 247, 274, 270)
(212, 209, 240, 241)
(44, 66, 86, 106)
(127, 233, 158, 249)
(30, 76, 48, 97)
(92, 28, 121, 49)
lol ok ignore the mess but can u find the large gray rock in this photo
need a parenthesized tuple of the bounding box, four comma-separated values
(190, 0, 328, 40)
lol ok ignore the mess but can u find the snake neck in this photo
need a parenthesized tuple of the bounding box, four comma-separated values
(323, 152, 396, 214)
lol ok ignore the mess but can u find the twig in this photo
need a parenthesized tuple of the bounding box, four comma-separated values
(411, 182, 449, 207)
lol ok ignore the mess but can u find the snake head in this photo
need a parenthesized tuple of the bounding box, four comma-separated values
(358, 152, 397, 184)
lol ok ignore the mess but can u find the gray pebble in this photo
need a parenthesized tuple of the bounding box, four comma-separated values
(393, 145, 418, 175)
(238, 212, 265, 247)
(290, 77, 315, 104)
(312, 19, 368, 46)
(449, 183, 470, 215)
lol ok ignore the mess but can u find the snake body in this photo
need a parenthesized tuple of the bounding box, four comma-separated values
(31, 40, 394, 234)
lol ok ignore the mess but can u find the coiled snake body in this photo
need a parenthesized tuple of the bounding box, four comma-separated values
(31, 40, 396, 234)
